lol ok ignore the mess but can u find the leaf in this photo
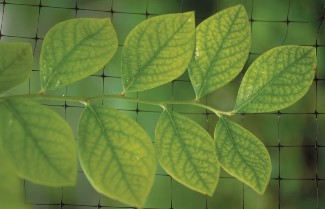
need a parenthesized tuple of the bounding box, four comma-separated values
(0, 99, 77, 186)
(40, 18, 118, 91)
(234, 46, 316, 113)
(214, 117, 271, 194)
(0, 42, 33, 94)
(122, 12, 195, 92)
(155, 110, 219, 195)
(188, 5, 250, 99)
(0, 148, 33, 209)
(78, 105, 156, 208)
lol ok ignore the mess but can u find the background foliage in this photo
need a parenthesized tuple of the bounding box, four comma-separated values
(0, 0, 324, 209)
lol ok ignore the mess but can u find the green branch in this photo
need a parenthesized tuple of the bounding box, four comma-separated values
(0, 93, 233, 117)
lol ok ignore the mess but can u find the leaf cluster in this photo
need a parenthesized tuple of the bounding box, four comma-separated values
(0, 5, 316, 208)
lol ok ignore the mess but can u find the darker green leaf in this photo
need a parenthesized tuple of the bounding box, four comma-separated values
(0, 99, 77, 186)
(0, 42, 33, 94)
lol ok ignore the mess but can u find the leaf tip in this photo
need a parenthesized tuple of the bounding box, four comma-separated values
(182, 11, 195, 25)
(232, 4, 246, 12)
(205, 188, 216, 197)
(255, 183, 268, 195)
(183, 10, 195, 17)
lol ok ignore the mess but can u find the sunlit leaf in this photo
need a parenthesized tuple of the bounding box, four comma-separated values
(122, 12, 195, 92)
(40, 18, 118, 91)
(234, 46, 316, 113)
(0, 99, 77, 186)
(214, 117, 271, 194)
(189, 5, 250, 99)
(0, 42, 33, 94)
(78, 105, 156, 208)
(155, 110, 219, 195)
(0, 148, 33, 209)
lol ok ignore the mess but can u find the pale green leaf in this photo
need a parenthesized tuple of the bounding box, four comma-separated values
(0, 42, 33, 94)
(155, 110, 219, 195)
(122, 12, 195, 92)
(40, 18, 118, 91)
(234, 46, 316, 113)
(214, 117, 271, 194)
(78, 105, 156, 208)
(189, 5, 250, 99)
(0, 99, 77, 186)
(0, 148, 33, 209)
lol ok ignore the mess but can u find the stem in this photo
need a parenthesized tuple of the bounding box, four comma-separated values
(2, 93, 87, 104)
(0, 93, 233, 117)
(164, 100, 232, 116)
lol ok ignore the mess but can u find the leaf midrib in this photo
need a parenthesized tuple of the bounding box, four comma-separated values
(42, 20, 108, 90)
(197, 6, 243, 98)
(124, 14, 192, 91)
(165, 110, 210, 193)
(234, 49, 313, 112)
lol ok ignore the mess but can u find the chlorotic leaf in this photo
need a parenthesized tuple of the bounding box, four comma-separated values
(0, 42, 33, 94)
(0, 99, 77, 186)
(40, 18, 118, 91)
(0, 148, 33, 209)
(122, 12, 195, 92)
(214, 117, 271, 194)
(234, 46, 316, 113)
(78, 105, 156, 208)
(155, 110, 220, 195)
(189, 5, 250, 99)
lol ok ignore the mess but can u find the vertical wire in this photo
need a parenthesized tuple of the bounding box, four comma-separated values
(281, 0, 291, 45)
(97, 2, 115, 206)
(26, 0, 42, 207)
(277, 110, 281, 209)
(315, 3, 325, 209)
(278, 2, 292, 208)
(0, 0, 4, 39)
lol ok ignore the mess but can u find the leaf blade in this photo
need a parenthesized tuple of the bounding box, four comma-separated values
(0, 149, 33, 209)
(234, 45, 316, 113)
(0, 42, 33, 94)
(78, 105, 156, 208)
(189, 5, 250, 99)
(214, 117, 271, 194)
(155, 110, 219, 195)
(40, 18, 118, 91)
(122, 12, 195, 92)
(0, 99, 77, 186)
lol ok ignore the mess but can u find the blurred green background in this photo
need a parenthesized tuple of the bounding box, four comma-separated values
(0, 0, 325, 208)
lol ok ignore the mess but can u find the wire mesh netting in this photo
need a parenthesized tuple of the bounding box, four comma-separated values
(0, 0, 325, 208)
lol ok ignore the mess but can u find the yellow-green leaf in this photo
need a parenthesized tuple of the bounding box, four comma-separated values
(234, 46, 316, 113)
(214, 117, 271, 194)
(155, 110, 219, 195)
(40, 18, 118, 91)
(0, 148, 33, 209)
(122, 12, 195, 92)
(78, 105, 156, 208)
(0, 99, 77, 186)
(189, 5, 250, 99)
(0, 42, 33, 94)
